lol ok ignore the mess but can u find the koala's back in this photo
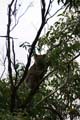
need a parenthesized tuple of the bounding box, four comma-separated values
(26, 54, 48, 89)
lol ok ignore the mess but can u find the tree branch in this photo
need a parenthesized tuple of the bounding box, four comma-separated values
(45, 0, 53, 17)
(0, 56, 7, 80)
(12, 39, 18, 85)
(7, 0, 15, 87)
(68, 52, 80, 63)
(43, 104, 64, 120)
(46, 5, 64, 22)
(41, 0, 46, 22)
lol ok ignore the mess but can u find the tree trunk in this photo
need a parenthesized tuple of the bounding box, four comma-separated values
(10, 86, 17, 112)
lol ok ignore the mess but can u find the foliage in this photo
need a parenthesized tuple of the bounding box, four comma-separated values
(0, 80, 10, 110)
(57, 0, 80, 9)
(0, 111, 30, 120)
(37, 10, 80, 120)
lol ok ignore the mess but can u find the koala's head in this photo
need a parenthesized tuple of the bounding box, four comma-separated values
(34, 54, 47, 66)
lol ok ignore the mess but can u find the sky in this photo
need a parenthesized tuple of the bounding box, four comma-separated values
(0, 0, 62, 76)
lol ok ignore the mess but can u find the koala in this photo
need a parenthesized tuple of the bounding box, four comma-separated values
(25, 54, 48, 90)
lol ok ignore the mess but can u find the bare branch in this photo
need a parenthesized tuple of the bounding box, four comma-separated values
(46, 5, 64, 22)
(12, 39, 16, 72)
(0, 56, 7, 80)
(45, 0, 53, 17)
(41, 0, 46, 22)
(12, 39, 18, 85)
(7, 0, 16, 112)
(11, 2, 33, 31)
(68, 52, 80, 63)
(0, 35, 17, 39)
(10, 0, 15, 6)
(7, 0, 15, 87)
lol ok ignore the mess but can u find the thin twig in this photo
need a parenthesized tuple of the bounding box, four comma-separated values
(11, 2, 33, 31)
(45, 0, 53, 17)
(12, 39, 18, 85)
(0, 35, 17, 39)
(46, 5, 64, 22)
(0, 56, 7, 80)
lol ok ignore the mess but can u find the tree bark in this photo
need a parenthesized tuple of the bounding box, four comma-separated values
(10, 86, 17, 112)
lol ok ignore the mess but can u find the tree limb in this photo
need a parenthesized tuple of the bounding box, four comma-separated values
(0, 56, 7, 80)
(7, 0, 15, 87)
(46, 5, 64, 22)
(43, 104, 64, 120)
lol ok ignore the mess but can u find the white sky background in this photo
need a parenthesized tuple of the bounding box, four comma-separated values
(0, 0, 62, 76)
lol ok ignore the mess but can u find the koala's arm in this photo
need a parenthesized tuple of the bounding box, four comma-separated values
(25, 64, 39, 89)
